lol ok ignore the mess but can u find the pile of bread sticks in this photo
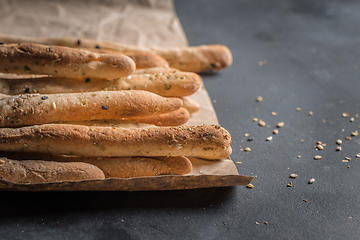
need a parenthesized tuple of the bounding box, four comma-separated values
(0, 34, 233, 184)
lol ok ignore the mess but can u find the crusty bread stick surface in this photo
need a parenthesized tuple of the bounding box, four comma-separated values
(55, 156, 192, 178)
(0, 43, 135, 78)
(0, 158, 105, 183)
(124, 108, 190, 126)
(0, 124, 232, 159)
(0, 71, 201, 97)
(0, 91, 183, 127)
(0, 34, 232, 73)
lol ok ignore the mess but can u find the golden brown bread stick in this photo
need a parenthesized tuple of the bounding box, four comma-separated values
(0, 71, 201, 97)
(54, 156, 192, 178)
(0, 90, 183, 127)
(82, 48, 169, 69)
(181, 97, 200, 114)
(0, 158, 105, 183)
(0, 35, 232, 72)
(134, 67, 181, 75)
(0, 124, 232, 159)
(124, 108, 190, 126)
(0, 43, 135, 78)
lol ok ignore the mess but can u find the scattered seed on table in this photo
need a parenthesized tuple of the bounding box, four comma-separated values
(290, 174, 298, 178)
(287, 182, 293, 187)
(277, 122, 284, 128)
(264, 221, 268, 225)
(244, 147, 251, 152)
(317, 145, 324, 150)
(345, 157, 351, 160)
(303, 199, 308, 202)
(346, 136, 352, 140)
(246, 183, 254, 188)
(336, 139, 342, 145)
(350, 118, 355, 122)
(300, 139, 304, 142)
(296, 107, 301, 111)
(272, 112, 278, 116)
(317, 141, 322, 145)
(309, 178, 315, 184)
(257, 96, 263, 102)
(244, 133, 249, 137)
(356, 153, 360, 158)
(273, 129, 279, 134)
(322, 119, 326, 123)
(342, 160, 349, 163)
(266, 136, 273, 141)
(253, 118, 258, 122)
(235, 162, 242, 164)
(356, 114, 359, 118)
(309, 111, 313, 116)
(297, 155, 301, 158)
(343, 113, 349, 118)
(259, 120, 266, 126)
(322, 143, 326, 146)
(314, 155, 322, 160)
(336, 147, 342, 151)
(352, 131, 358, 136)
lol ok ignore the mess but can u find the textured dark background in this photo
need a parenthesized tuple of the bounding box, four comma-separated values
(1, 0, 360, 239)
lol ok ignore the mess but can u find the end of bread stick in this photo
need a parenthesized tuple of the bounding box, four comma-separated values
(0, 157, 105, 183)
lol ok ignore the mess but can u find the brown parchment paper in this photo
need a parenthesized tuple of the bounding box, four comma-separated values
(0, 0, 253, 191)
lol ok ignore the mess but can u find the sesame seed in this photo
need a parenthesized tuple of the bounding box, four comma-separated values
(102, 105, 109, 110)
(246, 183, 254, 188)
(253, 118, 258, 122)
(345, 157, 351, 160)
(336, 139, 342, 145)
(309, 178, 315, 184)
(309, 111, 313, 116)
(244, 133, 249, 137)
(258, 61, 264, 66)
(317, 145, 324, 150)
(257, 96, 263, 102)
(290, 174, 298, 178)
(296, 107, 301, 111)
(264, 221, 268, 225)
(41, 96, 48, 100)
(244, 147, 251, 152)
(350, 117, 355, 122)
(317, 141, 322, 145)
(259, 120, 266, 126)
(287, 182, 293, 187)
(336, 147, 342, 151)
(343, 113, 349, 118)
(342, 160, 349, 163)
(352, 131, 358, 136)
(314, 155, 322, 160)
(346, 136, 352, 140)
(266, 136, 273, 141)
(273, 129, 279, 134)
(277, 122, 284, 128)
(271, 112, 278, 116)
(297, 155, 301, 158)
(235, 162, 242, 164)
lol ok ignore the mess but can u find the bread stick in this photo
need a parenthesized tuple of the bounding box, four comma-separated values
(124, 108, 190, 126)
(182, 97, 200, 114)
(0, 124, 232, 159)
(54, 156, 192, 178)
(0, 71, 201, 97)
(134, 67, 181, 75)
(0, 34, 232, 72)
(0, 43, 135, 78)
(0, 157, 105, 183)
(82, 48, 169, 69)
(0, 90, 183, 127)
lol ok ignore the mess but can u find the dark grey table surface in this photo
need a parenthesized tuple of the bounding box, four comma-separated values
(1, 0, 360, 239)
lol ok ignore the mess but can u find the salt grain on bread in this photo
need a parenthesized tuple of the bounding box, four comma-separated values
(0, 90, 183, 127)
(0, 43, 135, 79)
(0, 158, 105, 183)
(55, 156, 192, 178)
(0, 34, 232, 73)
(0, 124, 232, 159)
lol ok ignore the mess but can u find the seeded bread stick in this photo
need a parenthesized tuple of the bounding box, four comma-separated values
(182, 97, 200, 114)
(0, 34, 232, 72)
(0, 90, 183, 127)
(54, 156, 192, 178)
(0, 43, 135, 79)
(124, 108, 190, 126)
(0, 158, 105, 183)
(83, 48, 169, 69)
(0, 124, 232, 159)
(0, 71, 201, 97)
(134, 67, 181, 75)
